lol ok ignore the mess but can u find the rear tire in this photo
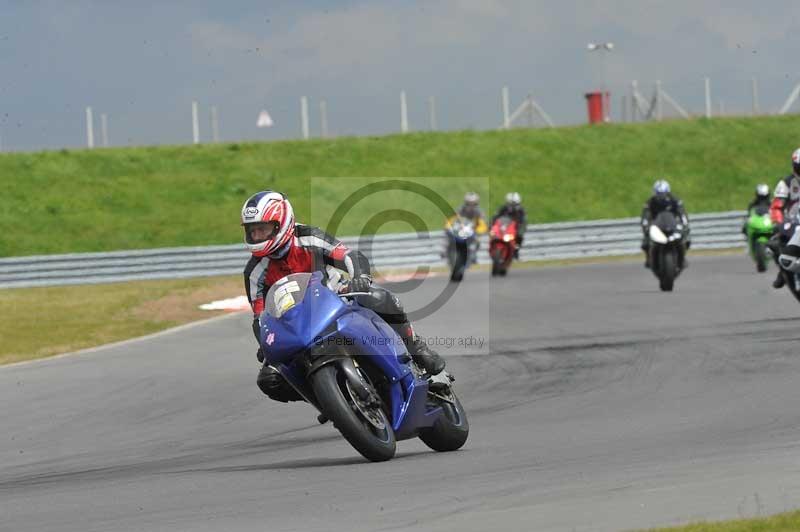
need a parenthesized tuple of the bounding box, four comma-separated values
(659, 249, 676, 292)
(311, 364, 396, 462)
(755, 241, 767, 272)
(418, 392, 469, 452)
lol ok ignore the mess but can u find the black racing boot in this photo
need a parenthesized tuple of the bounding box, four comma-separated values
(773, 272, 786, 289)
(409, 337, 446, 376)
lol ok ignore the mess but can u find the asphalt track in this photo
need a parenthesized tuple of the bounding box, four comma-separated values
(4, 255, 800, 532)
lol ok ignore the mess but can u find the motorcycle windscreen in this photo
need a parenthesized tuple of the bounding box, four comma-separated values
(652, 211, 677, 234)
(261, 271, 347, 362)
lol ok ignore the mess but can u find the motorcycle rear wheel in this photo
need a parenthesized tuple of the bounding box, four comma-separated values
(418, 390, 469, 452)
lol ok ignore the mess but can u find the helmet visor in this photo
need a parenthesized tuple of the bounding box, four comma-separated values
(245, 221, 279, 244)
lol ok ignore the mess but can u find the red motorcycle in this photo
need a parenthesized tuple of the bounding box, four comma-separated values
(489, 216, 518, 277)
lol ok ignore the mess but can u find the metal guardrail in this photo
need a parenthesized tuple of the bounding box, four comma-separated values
(0, 211, 748, 289)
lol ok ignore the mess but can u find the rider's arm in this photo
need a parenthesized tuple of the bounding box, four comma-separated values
(771, 179, 789, 224)
(475, 216, 488, 234)
(675, 199, 689, 226)
(298, 226, 371, 279)
(518, 208, 528, 234)
(491, 207, 505, 224)
(244, 255, 270, 342)
(640, 201, 652, 232)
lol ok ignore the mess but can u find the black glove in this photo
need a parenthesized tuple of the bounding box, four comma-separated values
(256, 347, 265, 363)
(349, 274, 372, 293)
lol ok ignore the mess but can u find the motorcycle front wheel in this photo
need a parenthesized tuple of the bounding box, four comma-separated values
(312, 364, 396, 462)
(754, 241, 767, 272)
(659, 248, 676, 291)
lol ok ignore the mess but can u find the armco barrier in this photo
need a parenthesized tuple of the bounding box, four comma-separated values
(0, 211, 747, 289)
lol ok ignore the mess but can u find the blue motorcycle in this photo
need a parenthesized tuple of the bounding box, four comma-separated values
(445, 216, 477, 282)
(259, 271, 469, 462)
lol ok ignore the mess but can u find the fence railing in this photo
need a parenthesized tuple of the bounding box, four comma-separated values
(0, 211, 747, 289)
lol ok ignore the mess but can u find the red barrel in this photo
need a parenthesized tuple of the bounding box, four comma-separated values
(585, 91, 609, 124)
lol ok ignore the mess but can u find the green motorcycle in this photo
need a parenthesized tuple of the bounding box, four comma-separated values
(744, 205, 774, 272)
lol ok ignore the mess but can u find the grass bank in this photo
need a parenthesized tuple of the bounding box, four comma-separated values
(0, 276, 238, 365)
(646, 510, 800, 531)
(3, 116, 799, 257)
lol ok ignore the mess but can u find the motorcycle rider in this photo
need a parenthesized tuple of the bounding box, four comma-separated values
(741, 183, 771, 234)
(491, 192, 527, 258)
(241, 191, 446, 403)
(445, 192, 488, 263)
(769, 148, 800, 289)
(640, 179, 690, 269)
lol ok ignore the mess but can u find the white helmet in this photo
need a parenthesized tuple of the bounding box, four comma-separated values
(756, 183, 769, 198)
(240, 191, 295, 258)
(464, 191, 480, 205)
(505, 192, 521, 206)
(653, 179, 671, 195)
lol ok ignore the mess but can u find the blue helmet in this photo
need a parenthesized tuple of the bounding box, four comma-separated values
(653, 179, 671, 195)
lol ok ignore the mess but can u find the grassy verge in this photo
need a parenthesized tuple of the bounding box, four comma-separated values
(0, 276, 241, 366)
(646, 510, 800, 531)
(3, 116, 799, 257)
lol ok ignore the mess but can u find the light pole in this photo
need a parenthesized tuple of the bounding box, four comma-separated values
(587, 42, 614, 122)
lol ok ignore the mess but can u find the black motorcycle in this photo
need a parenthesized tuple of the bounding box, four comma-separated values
(647, 211, 687, 292)
(775, 214, 800, 303)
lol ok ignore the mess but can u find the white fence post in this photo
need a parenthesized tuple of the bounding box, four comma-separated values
(85, 106, 94, 148)
(655, 81, 663, 121)
(210, 106, 220, 142)
(400, 91, 409, 133)
(428, 96, 437, 131)
(320, 100, 328, 138)
(301, 96, 310, 140)
(100, 113, 109, 147)
(191, 101, 199, 144)
(779, 83, 800, 115)
(704, 77, 712, 118)
(751, 78, 760, 115)
(502, 86, 510, 129)
(621, 95, 627, 122)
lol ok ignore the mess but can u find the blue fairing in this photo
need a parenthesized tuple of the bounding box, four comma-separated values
(258, 271, 441, 439)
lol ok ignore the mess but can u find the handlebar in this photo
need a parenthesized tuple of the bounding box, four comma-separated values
(339, 291, 373, 298)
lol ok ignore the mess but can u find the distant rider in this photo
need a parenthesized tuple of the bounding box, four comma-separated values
(241, 191, 446, 403)
(741, 183, 771, 234)
(640, 179, 690, 269)
(491, 192, 527, 258)
(445, 192, 488, 263)
(769, 148, 800, 289)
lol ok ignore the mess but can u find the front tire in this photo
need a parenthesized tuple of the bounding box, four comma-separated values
(755, 241, 767, 272)
(418, 392, 469, 452)
(450, 243, 467, 282)
(784, 273, 800, 305)
(659, 249, 676, 291)
(311, 364, 396, 462)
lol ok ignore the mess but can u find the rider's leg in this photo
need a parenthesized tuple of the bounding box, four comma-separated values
(357, 286, 445, 375)
(257, 364, 303, 402)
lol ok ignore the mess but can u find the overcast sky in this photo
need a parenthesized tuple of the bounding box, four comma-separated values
(3, 0, 800, 151)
